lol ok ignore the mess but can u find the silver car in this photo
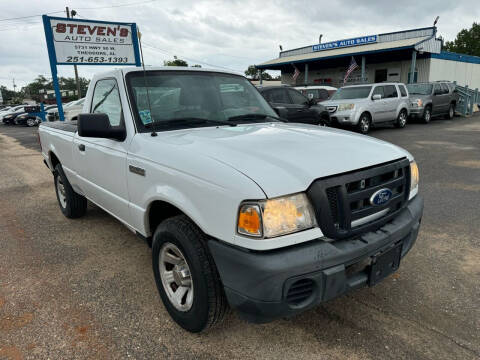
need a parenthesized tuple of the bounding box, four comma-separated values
(322, 83, 410, 134)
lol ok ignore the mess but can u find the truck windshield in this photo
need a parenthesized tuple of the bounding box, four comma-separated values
(126, 71, 279, 131)
(330, 86, 372, 100)
(406, 84, 433, 95)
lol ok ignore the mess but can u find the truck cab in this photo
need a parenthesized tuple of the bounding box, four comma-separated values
(39, 67, 423, 332)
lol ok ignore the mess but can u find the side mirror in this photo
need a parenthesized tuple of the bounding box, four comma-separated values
(272, 106, 288, 120)
(372, 94, 382, 100)
(78, 113, 126, 141)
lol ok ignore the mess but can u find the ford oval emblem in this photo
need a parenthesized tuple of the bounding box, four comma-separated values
(370, 188, 393, 206)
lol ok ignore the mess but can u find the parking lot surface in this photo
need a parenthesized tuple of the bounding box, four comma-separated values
(0, 118, 479, 360)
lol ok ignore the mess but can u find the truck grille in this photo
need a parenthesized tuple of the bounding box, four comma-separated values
(307, 158, 411, 240)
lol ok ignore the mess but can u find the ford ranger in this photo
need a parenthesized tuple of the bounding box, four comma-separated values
(38, 67, 423, 333)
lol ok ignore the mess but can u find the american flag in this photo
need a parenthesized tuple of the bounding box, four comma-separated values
(292, 64, 300, 82)
(343, 56, 358, 85)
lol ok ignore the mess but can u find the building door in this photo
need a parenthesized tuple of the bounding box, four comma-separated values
(375, 69, 388, 82)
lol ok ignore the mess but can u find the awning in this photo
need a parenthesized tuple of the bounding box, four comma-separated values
(257, 36, 430, 69)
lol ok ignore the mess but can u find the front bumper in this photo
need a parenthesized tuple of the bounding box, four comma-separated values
(330, 110, 357, 125)
(208, 195, 423, 323)
(409, 107, 424, 117)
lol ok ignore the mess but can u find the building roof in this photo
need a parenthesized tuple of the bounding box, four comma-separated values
(257, 27, 441, 70)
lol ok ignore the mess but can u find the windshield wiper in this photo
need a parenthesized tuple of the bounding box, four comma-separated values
(146, 117, 237, 128)
(227, 114, 282, 122)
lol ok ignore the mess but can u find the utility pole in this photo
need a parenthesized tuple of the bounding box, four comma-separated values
(66, 6, 82, 99)
(12, 78, 16, 93)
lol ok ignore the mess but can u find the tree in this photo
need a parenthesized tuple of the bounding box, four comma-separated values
(444, 23, 480, 56)
(21, 75, 90, 102)
(0, 85, 23, 104)
(164, 56, 188, 67)
(244, 65, 273, 80)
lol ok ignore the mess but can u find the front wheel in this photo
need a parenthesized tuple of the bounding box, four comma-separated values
(357, 113, 371, 134)
(26, 118, 36, 127)
(445, 103, 455, 119)
(395, 109, 408, 128)
(422, 106, 432, 123)
(152, 215, 228, 332)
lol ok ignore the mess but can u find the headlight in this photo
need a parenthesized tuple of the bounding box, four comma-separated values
(338, 103, 355, 112)
(237, 193, 317, 238)
(412, 99, 423, 107)
(410, 161, 419, 191)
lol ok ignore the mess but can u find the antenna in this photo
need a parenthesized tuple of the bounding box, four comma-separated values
(138, 29, 157, 137)
(433, 16, 439, 27)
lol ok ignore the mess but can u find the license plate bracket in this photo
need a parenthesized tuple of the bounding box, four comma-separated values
(368, 242, 403, 286)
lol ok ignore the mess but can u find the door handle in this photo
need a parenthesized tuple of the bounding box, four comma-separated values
(78, 144, 85, 152)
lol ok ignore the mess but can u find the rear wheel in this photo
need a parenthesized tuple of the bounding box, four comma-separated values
(26, 118, 36, 127)
(445, 103, 455, 119)
(395, 109, 408, 128)
(152, 215, 228, 332)
(422, 106, 432, 124)
(357, 113, 371, 134)
(54, 164, 87, 218)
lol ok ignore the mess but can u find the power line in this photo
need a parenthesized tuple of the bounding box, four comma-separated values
(0, 11, 64, 22)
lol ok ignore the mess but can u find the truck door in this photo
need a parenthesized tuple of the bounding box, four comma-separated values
(439, 83, 451, 114)
(382, 85, 399, 121)
(73, 77, 131, 224)
(432, 84, 443, 115)
(286, 88, 318, 124)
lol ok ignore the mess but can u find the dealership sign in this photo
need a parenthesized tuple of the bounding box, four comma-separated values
(312, 35, 377, 52)
(43, 16, 141, 65)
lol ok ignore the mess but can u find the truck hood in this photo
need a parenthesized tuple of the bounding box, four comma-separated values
(159, 123, 411, 198)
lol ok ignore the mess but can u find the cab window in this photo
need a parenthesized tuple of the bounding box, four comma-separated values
(399, 85, 408, 97)
(440, 83, 450, 94)
(91, 78, 123, 127)
(384, 85, 398, 98)
(267, 89, 289, 103)
(372, 86, 385, 98)
(287, 89, 308, 105)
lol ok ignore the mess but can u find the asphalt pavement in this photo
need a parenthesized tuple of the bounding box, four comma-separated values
(0, 117, 479, 359)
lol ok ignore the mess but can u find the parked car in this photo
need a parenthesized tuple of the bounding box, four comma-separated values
(407, 81, 458, 123)
(15, 105, 57, 126)
(2, 106, 28, 124)
(39, 67, 422, 333)
(258, 86, 331, 125)
(64, 98, 85, 121)
(47, 100, 77, 121)
(294, 85, 337, 103)
(322, 83, 410, 134)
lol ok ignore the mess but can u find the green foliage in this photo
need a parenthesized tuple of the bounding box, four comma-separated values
(444, 23, 480, 56)
(20, 75, 90, 102)
(164, 56, 188, 67)
(244, 65, 273, 80)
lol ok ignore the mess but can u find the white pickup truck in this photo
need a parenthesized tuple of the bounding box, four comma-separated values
(39, 67, 423, 333)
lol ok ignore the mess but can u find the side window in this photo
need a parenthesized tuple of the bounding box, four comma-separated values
(433, 84, 441, 95)
(372, 86, 385, 98)
(91, 79, 123, 126)
(269, 89, 289, 103)
(440, 83, 450, 94)
(399, 85, 408, 97)
(384, 85, 398, 98)
(318, 89, 329, 100)
(287, 89, 308, 105)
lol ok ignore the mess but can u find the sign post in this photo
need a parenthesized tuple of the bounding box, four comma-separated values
(42, 15, 141, 121)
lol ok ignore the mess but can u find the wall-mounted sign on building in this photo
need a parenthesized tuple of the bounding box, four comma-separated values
(312, 35, 377, 52)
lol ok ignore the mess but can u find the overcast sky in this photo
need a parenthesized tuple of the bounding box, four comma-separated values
(0, 0, 479, 90)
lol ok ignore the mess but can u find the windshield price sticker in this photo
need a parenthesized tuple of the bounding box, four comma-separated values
(46, 17, 139, 65)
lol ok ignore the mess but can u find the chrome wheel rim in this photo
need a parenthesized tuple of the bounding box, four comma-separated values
(399, 112, 407, 126)
(56, 176, 67, 208)
(425, 109, 431, 122)
(159, 242, 194, 312)
(360, 117, 369, 133)
(27, 118, 35, 126)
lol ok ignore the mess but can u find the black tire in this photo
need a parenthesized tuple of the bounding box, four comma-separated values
(357, 113, 371, 134)
(26, 118, 36, 127)
(445, 103, 455, 119)
(152, 215, 228, 333)
(422, 106, 432, 124)
(395, 109, 408, 128)
(53, 164, 87, 218)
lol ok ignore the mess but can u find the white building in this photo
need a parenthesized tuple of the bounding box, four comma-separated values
(257, 27, 480, 90)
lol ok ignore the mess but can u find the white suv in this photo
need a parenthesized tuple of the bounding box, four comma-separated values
(322, 83, 410, 134)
